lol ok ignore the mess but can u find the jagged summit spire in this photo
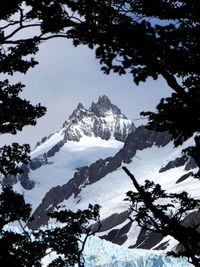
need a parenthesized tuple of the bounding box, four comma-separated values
(77, 103, 84, 110)
(61, 95, 135, 142)
(90, 95, 122, 117)
(37, 95, 135, 148)
(97, 95, 111, 105)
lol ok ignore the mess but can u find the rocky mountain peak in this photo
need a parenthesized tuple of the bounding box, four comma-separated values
(98, 95, 111, 105)
(77, 102, 84, 110)
(34, 95, 136, 156)
(90, 95, 122, 118)
(57, 95, 136, 142)
(66, 102, 88, 124)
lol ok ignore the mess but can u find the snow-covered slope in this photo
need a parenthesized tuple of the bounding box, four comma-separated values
(14, 136, 123, 211)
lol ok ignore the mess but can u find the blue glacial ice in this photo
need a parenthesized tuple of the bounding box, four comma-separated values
(81, 235, 193, 267)
(3, 225, 193, 266)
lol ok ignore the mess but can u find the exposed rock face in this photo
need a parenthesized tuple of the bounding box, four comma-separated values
(18, 164, 34, 190)
(46, 140, 65, 158)
(99, 211, 132, 245)
(175, 210, 200, 253)
(129, 229, 164, 250)
(101, 221, 132, 245)
(62, 95, 135, 142)
(159, 155, 189, 173)
(176, 172, 193, 184)
(90, 95, 122, 118)
(3, 164, 35, 190)
(35, 135, 52, 150)
(121, 126, 171, 164)
(30, 155, 48, 170)
(185, 158, 197, 171)
(98, 211, 131, 233)
(2, 175, 17, 187)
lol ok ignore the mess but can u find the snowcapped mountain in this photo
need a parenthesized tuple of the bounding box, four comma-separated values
(7, 95, 200, 256)
(9, 95, 134, 210)
(61, 95, 135, 142)
(35, 95, 135, 147)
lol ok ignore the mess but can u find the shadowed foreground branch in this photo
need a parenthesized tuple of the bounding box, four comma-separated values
(122, 166, 200, 267)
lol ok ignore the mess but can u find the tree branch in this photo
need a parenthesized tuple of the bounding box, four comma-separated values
(19, 7, 24, 27)
(122, 166, 143, 194)
(0, 21, 19, 30)
(4, 24, 42, 41)
(4, 34, 69, 44)
(160, 70, 186, 95)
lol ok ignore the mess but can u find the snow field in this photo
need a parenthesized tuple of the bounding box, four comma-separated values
(59, 139, 200, 248)
(14, 136, 123, 212)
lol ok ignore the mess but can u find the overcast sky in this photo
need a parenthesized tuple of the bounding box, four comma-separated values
(1, 38, 172, 149)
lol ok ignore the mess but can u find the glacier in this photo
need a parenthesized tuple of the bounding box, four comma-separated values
(82, 235, 193, 267)
(40, 233, 193, 267)
(4, 224, 193, 267)
(3, 225, 192, 266)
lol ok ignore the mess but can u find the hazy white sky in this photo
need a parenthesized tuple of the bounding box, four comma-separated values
(1, 37, 172, 149)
